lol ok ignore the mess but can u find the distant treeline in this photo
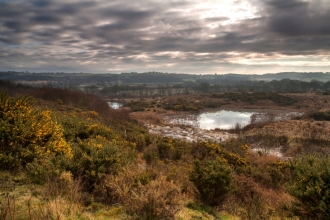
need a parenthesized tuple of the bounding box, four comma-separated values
(1, 71, 330, 85)
(1, 71, 330, 98)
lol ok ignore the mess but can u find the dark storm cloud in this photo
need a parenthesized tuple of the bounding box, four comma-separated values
(263, 0, 330, 36)
(267, 0, 307, 10)
(32, 0, 53, 8)
(31, 15, 62, 24)
(3, 21, 27, 31)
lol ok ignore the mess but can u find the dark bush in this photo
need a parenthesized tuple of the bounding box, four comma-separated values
(211, 92, 297, 106)
(287, 154, 330, 220)
(309, 111, 330, 121)
(190, 159, 233, 206)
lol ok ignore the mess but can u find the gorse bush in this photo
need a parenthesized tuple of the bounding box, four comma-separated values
(288, 154, 330, 220)
(190, 159, 233, 206)
(26, 156, 66, 185)
(59, 114, 115, 141)
(68, 137, 136, 191)
(142, 137, 190, 163)
(191, 141, 249, 167)
(0, 92, 71, 169)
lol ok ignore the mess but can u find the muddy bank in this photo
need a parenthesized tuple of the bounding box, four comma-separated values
(146, 124, 236, 142)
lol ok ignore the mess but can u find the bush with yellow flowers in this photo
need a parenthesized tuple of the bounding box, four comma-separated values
(287, 154, 330, 220)
(191, 141, 248, 167)
(0, 92, 71, 169)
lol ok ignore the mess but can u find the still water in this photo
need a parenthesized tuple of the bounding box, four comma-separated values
(167, 110, 303, 130)
(199, 111, 255, 129)
(168, 110, 255, 130)
(108, 102, 123, 109)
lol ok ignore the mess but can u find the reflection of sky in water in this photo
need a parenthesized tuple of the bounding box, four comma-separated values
(168, 110, 304, 130)
(108, 102, 123, 109)
(199, 111, 255, 130)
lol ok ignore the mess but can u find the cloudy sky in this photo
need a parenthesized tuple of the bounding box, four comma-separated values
(1, 0, 330, 74)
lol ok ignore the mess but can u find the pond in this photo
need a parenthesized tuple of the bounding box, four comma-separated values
(108, 102, 124, 109)
(166, 110, 303, 130)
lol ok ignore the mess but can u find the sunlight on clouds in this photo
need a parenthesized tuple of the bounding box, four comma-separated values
(231, 54, 330, 67)
(155, 51, 181, 58)
(164, 63, 176, 67)
(0, 0, 329, 73)
(133, 54, 150, 60)
(96, 20, 116, 27)
(79, 60, 98, 65)
(195, 0, 259, 25)
(196, 53, 210, 56)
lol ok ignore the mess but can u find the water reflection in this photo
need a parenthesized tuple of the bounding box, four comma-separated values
(199, 111, 255, 130)
(108, 102, 123, 109)
(167, 110, 304, 130)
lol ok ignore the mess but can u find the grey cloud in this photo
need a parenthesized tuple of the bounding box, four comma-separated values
(3, 21, 28, 31)
(204, 17, 229, 22)
(0, 0, 329, 74)
(32, 14, 62, 24)
(266, 0, 308, 10)
(31, 0, 53, 8)
(0, 36, 19, 44)
(262, 0, 330, 36)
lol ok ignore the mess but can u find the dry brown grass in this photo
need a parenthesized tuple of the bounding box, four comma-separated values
(249, 153, 279, 167)
(95, 164, 185, 220)
(0, 173, 89, 220)
(223, 174, 293, 220)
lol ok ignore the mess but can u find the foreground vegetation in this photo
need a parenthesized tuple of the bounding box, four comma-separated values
(1, 81, 330, 219)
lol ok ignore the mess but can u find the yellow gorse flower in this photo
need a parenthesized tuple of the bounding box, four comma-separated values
(0, 92, 73, 163)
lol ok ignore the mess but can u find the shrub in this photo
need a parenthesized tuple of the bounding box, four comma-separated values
(143, 144, 159, 165)
(189, 159, 233, 206)
(26, 156, 64, 185)
(309, 111, 330, 121)
(157, 141, 173, 159)
(287, 154, 330, 220)
(0, 92, 71, 169)
(96, 167, 182, 220)
(148, 138, 189, 161)
(191, 141, 248, 167)
(68, 138, 136, 191)
(126, 133, 147, 152)
(231, 174, 268, 220)
(243, 154, 291, 190)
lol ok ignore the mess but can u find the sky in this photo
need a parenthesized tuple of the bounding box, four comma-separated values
(0, 0, 330, 74)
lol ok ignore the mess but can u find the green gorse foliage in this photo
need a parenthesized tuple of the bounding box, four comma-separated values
(288, 154, 330, 220)
(190, 159, 233, 206)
